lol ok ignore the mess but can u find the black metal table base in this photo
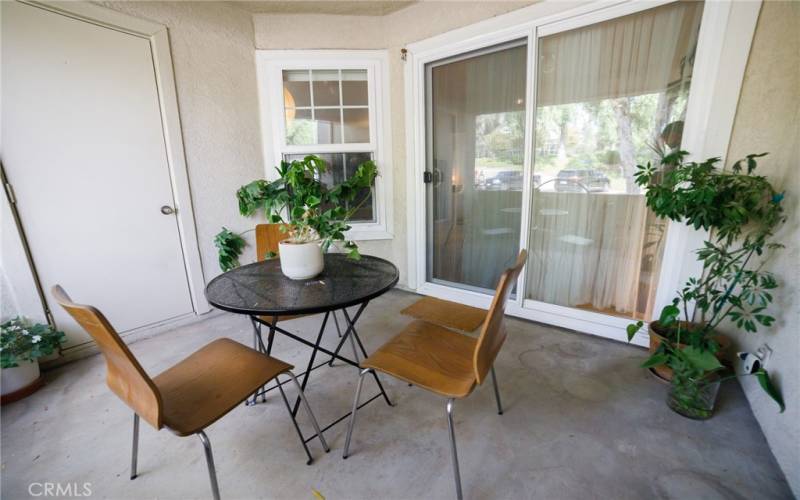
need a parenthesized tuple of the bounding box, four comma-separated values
(246, 302, 393, 445)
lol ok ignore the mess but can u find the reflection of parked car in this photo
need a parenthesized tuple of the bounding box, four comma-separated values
(554, 169, 610, 192)
(488, 170, 523, 191)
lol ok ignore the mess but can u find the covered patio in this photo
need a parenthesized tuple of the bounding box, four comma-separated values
(2, 1, 798, 499)
(1, 290, 792, 498)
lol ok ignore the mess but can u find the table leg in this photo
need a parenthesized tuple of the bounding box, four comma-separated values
(291, 311, 330, 416)
(266, 315, 277, 355)
(246, 316, 263, 406)
(261, 316, 278, 403)
(341, 307, 393, 407)
(328, 328, 349, 367)
(332, 310, 343, 338)
(327, 303, 367, 367)
(328, 310, 344, 367)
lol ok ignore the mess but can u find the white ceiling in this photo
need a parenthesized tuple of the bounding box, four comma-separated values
(227, 1, 416, 16)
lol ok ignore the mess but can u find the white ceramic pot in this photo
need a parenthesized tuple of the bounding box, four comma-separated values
(1, 359, 40, 396)
(278, 240, 324, 280)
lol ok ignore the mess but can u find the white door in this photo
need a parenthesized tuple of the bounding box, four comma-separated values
(1, 2, 195, 348)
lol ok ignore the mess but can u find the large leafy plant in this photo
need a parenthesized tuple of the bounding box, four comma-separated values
(627, 150, 786, 411)
(1, 317, 65, 368)
(214, 155, 378, 271)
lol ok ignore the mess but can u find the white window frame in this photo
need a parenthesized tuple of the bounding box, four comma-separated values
(255, 50, 393, 241)
(404, 0, 761, 346)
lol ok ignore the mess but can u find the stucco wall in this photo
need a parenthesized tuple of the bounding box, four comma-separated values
(98, 1, 265, 282)
(724, 1, 800, 494)
(253, 1, 534, 286)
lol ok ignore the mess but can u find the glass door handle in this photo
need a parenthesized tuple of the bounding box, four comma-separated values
(160, 205, 175, 215)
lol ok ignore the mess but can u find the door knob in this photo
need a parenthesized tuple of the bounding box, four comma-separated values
(160, 205, 175, 215)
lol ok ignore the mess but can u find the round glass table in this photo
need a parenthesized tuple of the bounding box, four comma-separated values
(205, 254, 398, 440)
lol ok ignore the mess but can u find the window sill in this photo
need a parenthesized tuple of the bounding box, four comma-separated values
(345, 225, 393, 241)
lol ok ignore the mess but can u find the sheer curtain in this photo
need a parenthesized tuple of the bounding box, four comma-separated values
(426, 2, 703, 310)
(428, 43, 527, 291)
(526, 1, 704, 318)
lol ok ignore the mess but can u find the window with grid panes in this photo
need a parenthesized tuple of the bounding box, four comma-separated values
(258, 51, 392, 239)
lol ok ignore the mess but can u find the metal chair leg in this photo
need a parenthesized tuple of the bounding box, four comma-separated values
(446, 399, 463, 500)
(197, 431, 221, 500)
(342, 368, 370, 459)
(286, 372, 329, 453)
(130, 413, 139, 480)
(490, 366, 503, 415)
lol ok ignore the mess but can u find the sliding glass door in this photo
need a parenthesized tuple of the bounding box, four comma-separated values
(421, 1, 709, 334)
(525, 1, 704, 320)
(425, 41, 527, 293)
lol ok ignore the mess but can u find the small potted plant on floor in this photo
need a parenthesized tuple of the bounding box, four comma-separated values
(214, 155, 378, 278)
(1, 317, 65, 402)
(627, 151, 786, 419)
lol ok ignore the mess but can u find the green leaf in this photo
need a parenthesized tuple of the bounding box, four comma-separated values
(214, 227, 246, 271)
(755, 369, 785, 412)
(291, 205, 305, 220)
(682, 346, 723, 372)
(658, 305, 680, 326)
(641, 353, 669, 369)
(626, 321, 643, 342)
(218, 155, 379, 258)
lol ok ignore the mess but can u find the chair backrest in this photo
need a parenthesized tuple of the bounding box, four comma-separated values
(255, 223, 290, 261)
(473, 250, 527, 384)
(51, 285, 163, 429)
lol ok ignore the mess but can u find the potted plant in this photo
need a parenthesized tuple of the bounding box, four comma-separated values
(627, 150, 786, 419)
(214, 155, 378, 278)
(1, 317, 65, 402)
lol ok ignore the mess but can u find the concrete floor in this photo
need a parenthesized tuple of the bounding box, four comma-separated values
(1, 290, 792, 499)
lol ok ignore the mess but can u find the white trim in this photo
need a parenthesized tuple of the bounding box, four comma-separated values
(516, 29, 537, 310)
(21, 0, 210, 314)
(652, 0, 762, 318)
(405, 0, 761, 344)
(417, 281, 650, 347)
(255, 49, 394, 241)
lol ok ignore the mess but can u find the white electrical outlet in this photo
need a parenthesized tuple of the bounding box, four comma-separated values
(737, 344, 773, 374)
(755, 344, 773, 369)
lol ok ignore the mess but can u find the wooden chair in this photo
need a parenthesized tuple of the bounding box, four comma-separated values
(342, 250, 528, 500)
(51, 285, 329, 500)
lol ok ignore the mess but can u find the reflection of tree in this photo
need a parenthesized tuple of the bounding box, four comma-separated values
(286, 120, 314, 145)
(612, 98, 637, 193)
(475, 111, 525, 166)
(533, 87, 690, 192)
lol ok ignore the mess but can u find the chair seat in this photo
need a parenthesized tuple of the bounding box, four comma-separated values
(153, 338, 292, 436)
(400, 296, 487, 332)
(362, 320, 478, 399)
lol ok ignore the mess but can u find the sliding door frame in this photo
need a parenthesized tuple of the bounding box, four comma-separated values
(423, 38, 529, 295)
(404, 0, 762, 346)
